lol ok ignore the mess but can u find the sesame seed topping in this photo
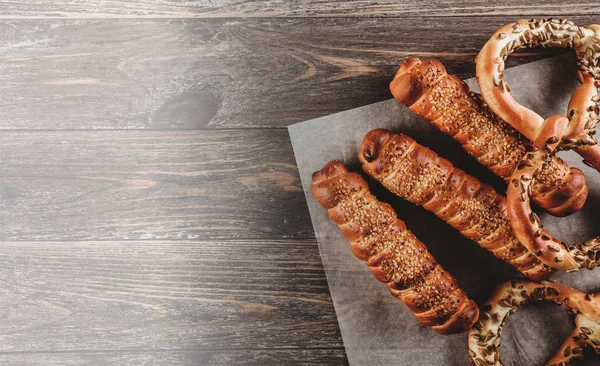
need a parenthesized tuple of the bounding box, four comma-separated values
(370, 135, 545, 276)
(324, 172, 464, 314)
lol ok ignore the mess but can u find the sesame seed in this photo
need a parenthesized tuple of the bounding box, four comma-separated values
(322, 171, 466, 315)
(369, 134, 545, 276)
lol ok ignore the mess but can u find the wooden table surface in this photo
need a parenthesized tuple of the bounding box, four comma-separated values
(0, 2, 598, 365)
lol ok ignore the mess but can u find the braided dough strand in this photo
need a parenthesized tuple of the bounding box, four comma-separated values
(469, 280, 600, 366)
(390, 57, 588, 216)
(360, 129, 552, 280)
(311, 160, 479, 334)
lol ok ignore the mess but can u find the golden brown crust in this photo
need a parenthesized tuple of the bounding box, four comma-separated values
(469, 280, 600, 365)
(311, 160, 478, 334)
(505, 117, 600, 272)
(546, 328, 587, 366)
(390, 56, 589, 217)
(577, 144, 600, 172)
(359, 129, 552, 281)
(476, 18, 600, 173)
(475, 20, 547, 141)
(476, 19, 600, 146)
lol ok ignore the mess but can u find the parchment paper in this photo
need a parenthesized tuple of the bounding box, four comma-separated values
(288, 52, 600, 366)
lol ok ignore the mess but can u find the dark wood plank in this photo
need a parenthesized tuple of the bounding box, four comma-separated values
(1, 3, 595, 365)
(0, 349, 347, 365)
(0, 17, 589, 130)
(0, 129, 313, 240)
(0, 1, 597, 18)
(0, 239, 342, 351)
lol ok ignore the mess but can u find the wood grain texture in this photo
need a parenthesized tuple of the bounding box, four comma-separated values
(0, 239, 342, 352)
(3, 1, 600, 364)
(0, 349, 347, 365)
(0, 17, 580, 130)
(0, 1, 598, 19)
(0, 130, 312, 240)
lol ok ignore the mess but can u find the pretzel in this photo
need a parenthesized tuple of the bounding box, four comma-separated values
(506, 115, 600, 272)
(311, 160, 479, 334)
(390, 56, 588, 217)
(360, 129, 552, 280)
(476, 18, 600, 162)
(468, 280, 600, 365)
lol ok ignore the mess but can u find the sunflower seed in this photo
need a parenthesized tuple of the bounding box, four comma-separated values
(474, 359, 486, 366)
(585, 118, 597, 130)
(499, 299, 512, 307)
(529, 212, 537, 223)
(500, 80, 507, 93)
(548, 244, 560, 252)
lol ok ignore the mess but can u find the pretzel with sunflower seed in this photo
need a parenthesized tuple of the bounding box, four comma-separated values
(506, 115, 600, 272)
(476, 18, 600, 168)
(477, 20, 600, 271)
(469, 280, 600, 366)
(472, 22, 600, 363)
